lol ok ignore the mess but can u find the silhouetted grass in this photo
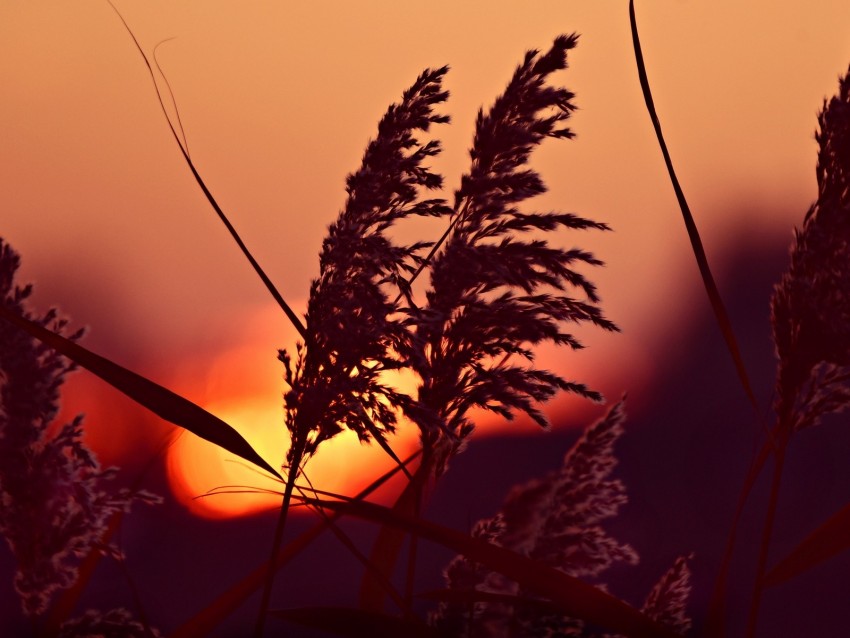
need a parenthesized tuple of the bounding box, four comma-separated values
(3, 5, 850, 637)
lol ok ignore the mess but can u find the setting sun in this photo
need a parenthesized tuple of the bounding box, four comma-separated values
(165, 399, 422, 519)
(159, 305, 422, 518)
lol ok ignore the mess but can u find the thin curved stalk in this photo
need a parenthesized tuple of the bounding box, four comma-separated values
(628, 0, 764, 426)
(106, 1, 306, 338)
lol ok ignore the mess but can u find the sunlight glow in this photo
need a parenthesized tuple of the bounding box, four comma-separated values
(165, 397, 422, 519)
(162, 320, 422, 519)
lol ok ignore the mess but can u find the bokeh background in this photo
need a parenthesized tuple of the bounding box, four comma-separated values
(3, 1, 850, 635)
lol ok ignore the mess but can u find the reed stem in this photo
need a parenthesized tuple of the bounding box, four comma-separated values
(745, 432, 788, 638)
(254, 442, 304, 638)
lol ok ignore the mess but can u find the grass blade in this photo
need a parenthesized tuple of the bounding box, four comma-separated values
(763, 499, 850, 588)
(0, 305, 281, 480)
(296, 494, 680, 638)
(628, 0, 761, 418)
(270, 606, 439, 638)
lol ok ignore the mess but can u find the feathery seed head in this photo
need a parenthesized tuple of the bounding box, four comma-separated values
(432, 400, 639, 636)
(413, 35, 615, 472)
(772, 68, 850, 430)
(281, 67, 451, 463)
(0, 238, 157, 616)
(641, 555, 694, 637)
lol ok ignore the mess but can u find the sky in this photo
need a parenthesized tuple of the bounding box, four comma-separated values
(3, 1, 850, 520)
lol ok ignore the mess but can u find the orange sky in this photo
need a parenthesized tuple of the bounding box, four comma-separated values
(3, 1, 850, 517)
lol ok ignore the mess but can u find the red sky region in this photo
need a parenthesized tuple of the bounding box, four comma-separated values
(4, 1, 850, 517)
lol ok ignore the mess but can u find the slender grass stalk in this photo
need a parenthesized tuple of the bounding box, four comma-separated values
(628, 0, 763, 426)
(706, 433, 773, 637)
(256, 447, 411, 634)
(114, 554, 157, 638)
(253, 441, 305, 638)
(745, 430, 788, 638)
(627, 6, 791, 634)
(359, 454, 433, 612)
(106, 1, 306, 338)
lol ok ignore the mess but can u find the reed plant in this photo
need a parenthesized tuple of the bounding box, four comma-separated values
(0, 240, 160, 636)
(2, 3, 850, 637)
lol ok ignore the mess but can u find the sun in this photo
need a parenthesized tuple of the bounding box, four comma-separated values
(161, 306, 423, 518)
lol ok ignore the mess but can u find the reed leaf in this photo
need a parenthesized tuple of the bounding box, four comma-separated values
(762, 500, 850, 588)
(293, 494, 680, 638)
(0, 305, 280, 480)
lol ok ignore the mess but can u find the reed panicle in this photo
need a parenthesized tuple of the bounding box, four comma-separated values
(639, 555, 693, 637)
(257, 66, 452, 636)
(503, 399, 637, 576)
(410, 34, 617, 474)
(744, 67, 850, 638)
(771, 67, 850, 432)
(433, 400, 660, 637)
(279, 65, 452, 466)
(0, 238, 158, 620)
